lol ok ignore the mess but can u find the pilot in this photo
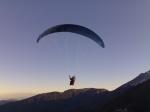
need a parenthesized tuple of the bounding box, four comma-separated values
(69, 75, 76, 86)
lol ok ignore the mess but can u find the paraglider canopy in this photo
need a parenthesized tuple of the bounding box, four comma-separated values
(36, 24, 105, 86)
(37, 24, 105, 48)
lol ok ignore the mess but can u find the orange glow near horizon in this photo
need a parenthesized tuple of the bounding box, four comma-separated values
(0, 82, 122, 100)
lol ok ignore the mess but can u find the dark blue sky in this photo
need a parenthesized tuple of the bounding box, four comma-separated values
(0, 0, 150, 99)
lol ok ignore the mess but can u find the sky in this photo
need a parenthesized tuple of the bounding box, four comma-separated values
(0, 0, 150, 99)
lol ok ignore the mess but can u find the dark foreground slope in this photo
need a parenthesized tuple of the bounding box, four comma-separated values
(0, 88, 109, 112)
(1, 70, 150, 112)
(100, 80, 150, 112)
(0, 100, 15, 105)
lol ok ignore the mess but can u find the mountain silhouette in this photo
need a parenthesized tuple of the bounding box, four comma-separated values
(0, 100, 14, 105)
(0, 70, 150, 112)
(0, 88, 109, 112)
(100, 79, 150, 112)
(116, 70, 150, 90)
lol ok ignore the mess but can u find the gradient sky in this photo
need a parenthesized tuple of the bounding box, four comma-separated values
(0, 0, 150, 99)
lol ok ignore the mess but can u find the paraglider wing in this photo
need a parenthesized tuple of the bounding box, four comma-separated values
(37, 24, 105, 48)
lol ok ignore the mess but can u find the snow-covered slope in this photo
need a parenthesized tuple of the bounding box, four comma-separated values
(120, 70, 150, 89)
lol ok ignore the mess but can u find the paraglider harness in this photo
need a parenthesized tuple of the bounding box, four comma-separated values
(69, 75, 75, 86)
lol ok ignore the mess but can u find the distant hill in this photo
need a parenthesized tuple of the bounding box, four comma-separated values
(0, 70, 150, 112)
(100, 79, 150, 112)
(115, 70, 150, 92)
(23, 88, 108, 102)
(107, 70, 150, 99)
(77, 71, 150, 112)
(0, 88, 109, 112)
